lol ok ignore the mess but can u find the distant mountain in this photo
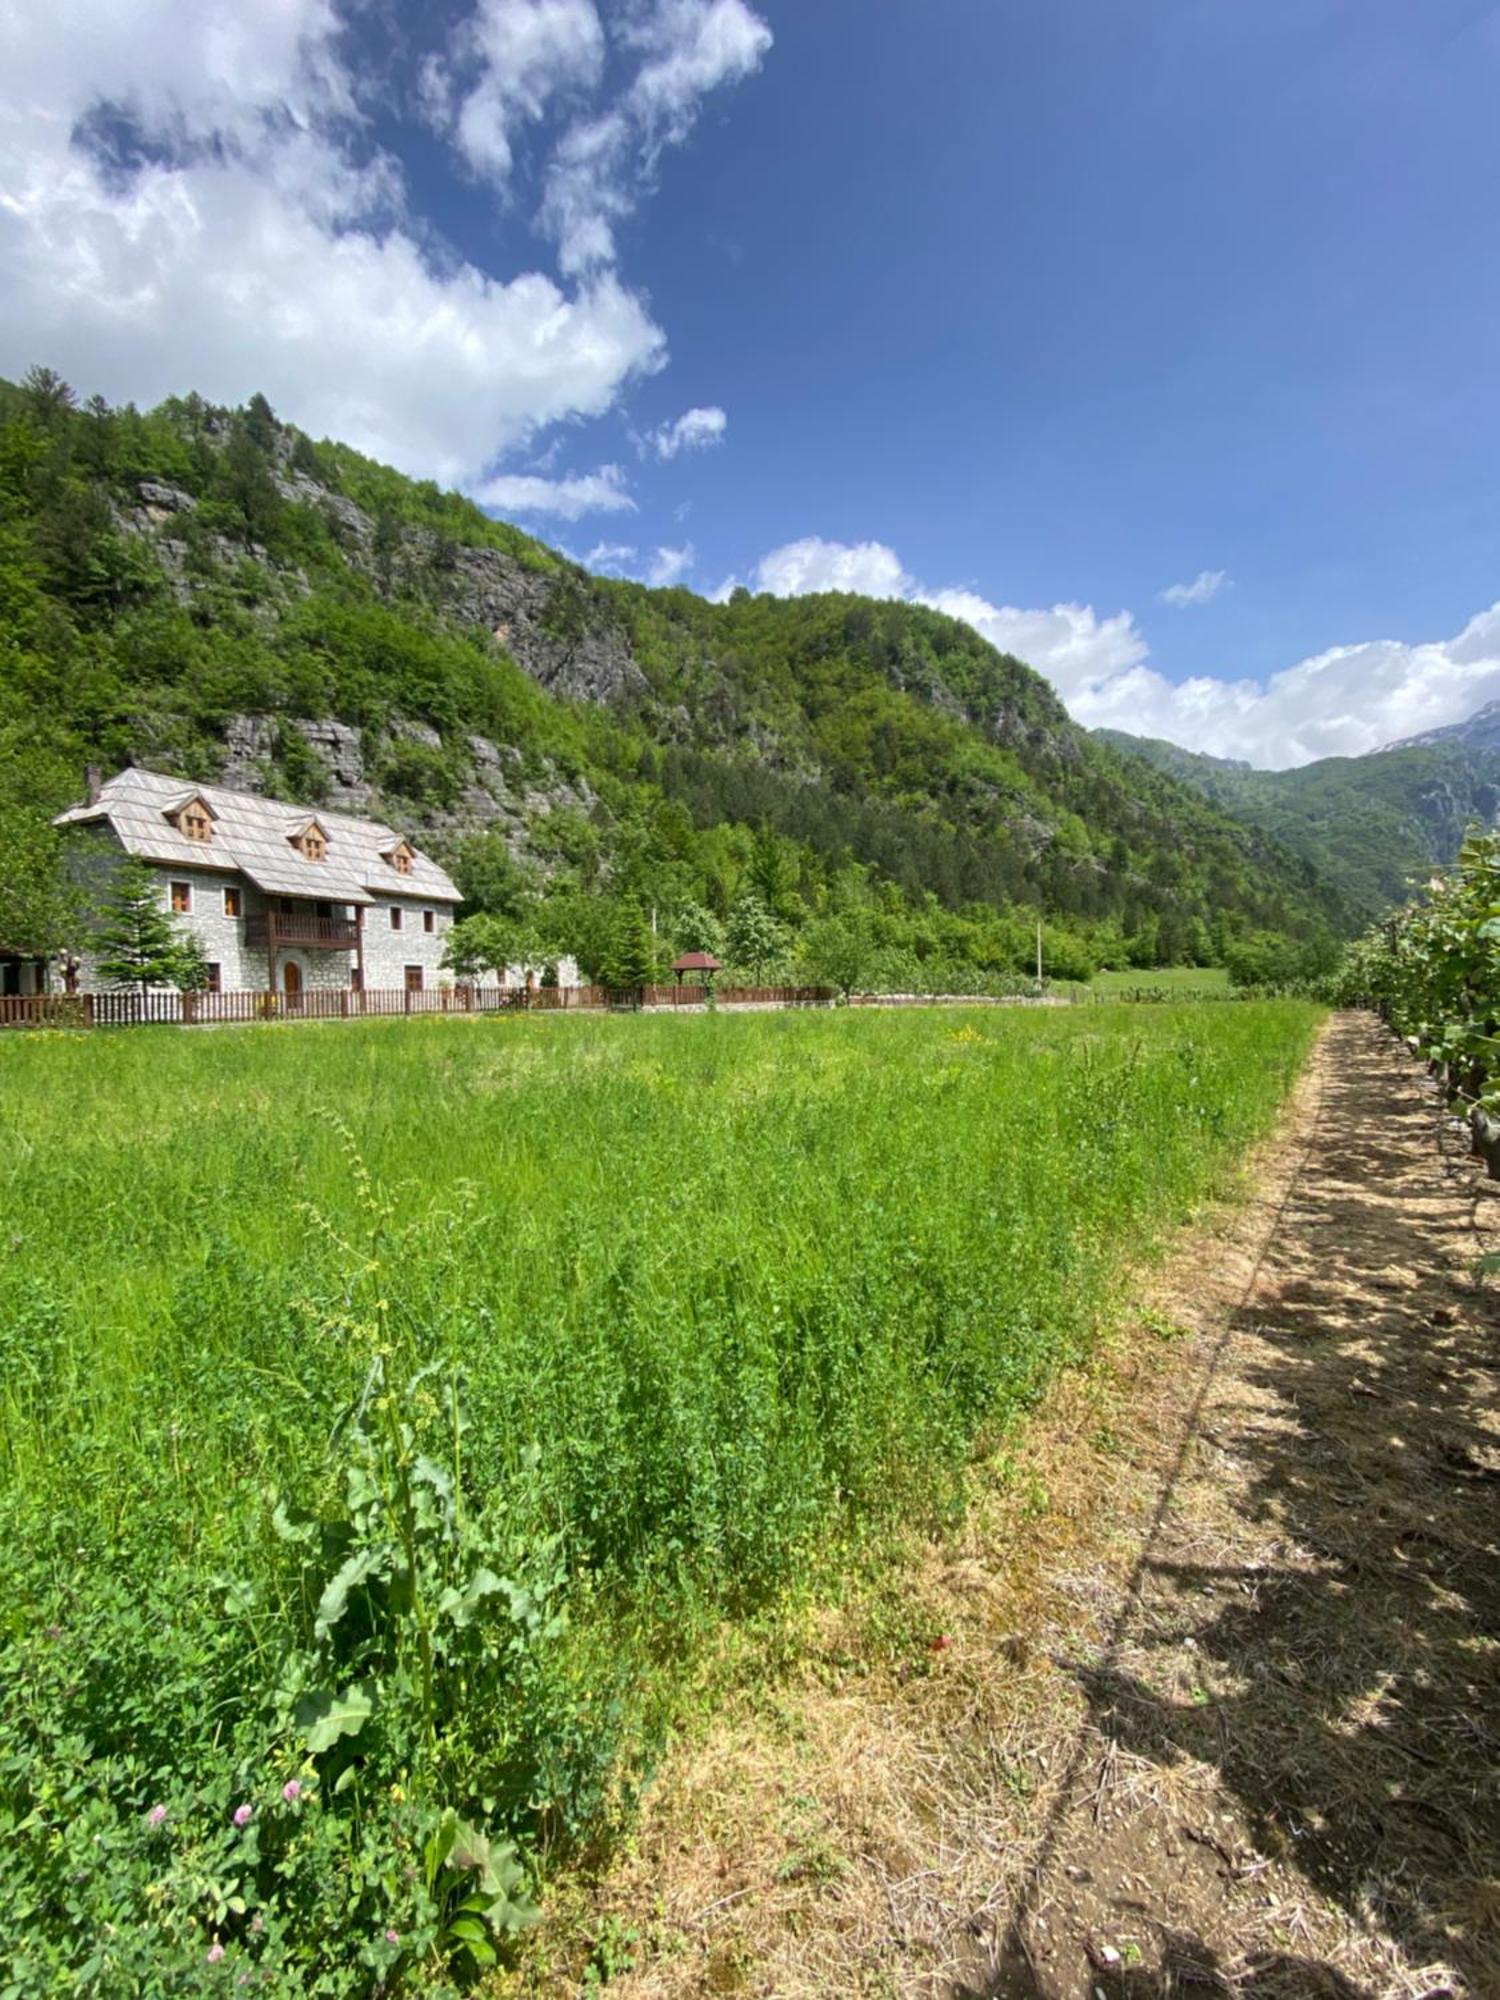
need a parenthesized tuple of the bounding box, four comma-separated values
(1385, 697, 1500, 756)
(1097, 726, 1500, 919)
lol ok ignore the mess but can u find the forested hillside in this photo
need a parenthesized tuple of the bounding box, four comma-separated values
(0, 369, 1348, 987)
(1098, 727, 1500, 921)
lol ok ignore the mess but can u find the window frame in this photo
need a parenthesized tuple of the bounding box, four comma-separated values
(390, 906, 403, 932)
(169, 880, 192, 915)
(423, 908, 435, 934)
(223, 884, 242, 919)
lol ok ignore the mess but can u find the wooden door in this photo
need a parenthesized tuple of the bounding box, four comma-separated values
(284, 961, 303, 1003)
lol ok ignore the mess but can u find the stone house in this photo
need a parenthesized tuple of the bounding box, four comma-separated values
(53, 767, 463, 998)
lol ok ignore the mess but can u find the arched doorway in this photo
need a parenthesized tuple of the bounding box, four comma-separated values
(283, 960, 303, 1005)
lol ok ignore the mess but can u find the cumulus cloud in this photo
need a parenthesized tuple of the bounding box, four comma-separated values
(1072, 605, 1500, 766)
(642, 404, 726, 459)
(541, 0, 772, 272)
(474, 464, 635, 518)
(1161, 568, 1232, 608)
(753, 536, 913, 600)
(742, 537, 1500, 769)
(647, 542, 694, 586)
(0, 1, 680, 488)
(437, 0, 606, 184)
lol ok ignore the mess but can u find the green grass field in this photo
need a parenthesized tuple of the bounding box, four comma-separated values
(0, 1002, 1320, 1992)
(1090, 965, 1232, 996)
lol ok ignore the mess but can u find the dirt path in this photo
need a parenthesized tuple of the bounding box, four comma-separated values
(561, 1015, 1500, 2000)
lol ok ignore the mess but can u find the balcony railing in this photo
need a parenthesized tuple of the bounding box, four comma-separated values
(244, 912, 360, 951)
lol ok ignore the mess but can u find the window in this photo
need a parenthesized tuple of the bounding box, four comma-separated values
(390, 907, 403, 932)
(387, 840, 414, 876)
(175, 797, 214, 843)
(223, 885, 242, 919)
(206, 962, 222, 994)
(405, 964, 424, 993)
(170, 880, 192, 914)
(423, 909, 435, 934)
(291, 821, 328, 862)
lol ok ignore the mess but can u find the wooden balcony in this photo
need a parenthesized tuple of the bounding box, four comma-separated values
(244, 911, 360, 951)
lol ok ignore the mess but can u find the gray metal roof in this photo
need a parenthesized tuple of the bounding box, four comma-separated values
(56, 767, 462, 905)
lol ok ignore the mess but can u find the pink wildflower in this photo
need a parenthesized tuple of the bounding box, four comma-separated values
(384, 1929, 400, 1946)
(232, 1803, 253, 1828)
(147, 1804, 168, 1828)
(282, 1780, 301, 1803)
(207, 1942, 225, 1964)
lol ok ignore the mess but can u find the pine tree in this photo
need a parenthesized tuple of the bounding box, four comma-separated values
(602, 899, 657, 993)
(95, 862, 205, 996)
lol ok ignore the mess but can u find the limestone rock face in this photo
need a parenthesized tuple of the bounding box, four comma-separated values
(215, 711, 595, 863)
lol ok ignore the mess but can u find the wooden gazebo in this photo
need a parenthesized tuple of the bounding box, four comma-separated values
(672, 950, 722, 987)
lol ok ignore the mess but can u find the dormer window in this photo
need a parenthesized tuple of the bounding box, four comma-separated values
(386, 839, 414, 877)
(290, 819, 329, 863)
(172, 795, 216, 843)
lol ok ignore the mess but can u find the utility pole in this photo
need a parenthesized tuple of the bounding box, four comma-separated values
(1036, 920, 1043, 985)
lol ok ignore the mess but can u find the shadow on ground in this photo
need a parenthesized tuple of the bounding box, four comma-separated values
(963, 1018, 1498, 1998)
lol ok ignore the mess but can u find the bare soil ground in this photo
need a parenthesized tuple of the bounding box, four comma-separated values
(547, 1014, 1500, 1999)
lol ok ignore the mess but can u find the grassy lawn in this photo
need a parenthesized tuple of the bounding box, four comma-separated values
(0, 1001, 1320, 1992)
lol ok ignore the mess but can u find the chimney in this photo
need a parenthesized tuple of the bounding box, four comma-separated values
(85, 764, 102, 804)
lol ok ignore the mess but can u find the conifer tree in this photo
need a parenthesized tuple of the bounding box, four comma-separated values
(602, 899, 657, 992)
(95, 861, 208, 996)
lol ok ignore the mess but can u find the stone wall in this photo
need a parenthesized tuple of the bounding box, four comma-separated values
(360, 897, 453, 992)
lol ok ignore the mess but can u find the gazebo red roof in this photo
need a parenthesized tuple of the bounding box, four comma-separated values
(672, 950, 723, 972)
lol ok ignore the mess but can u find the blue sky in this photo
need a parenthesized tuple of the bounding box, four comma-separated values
(3, 0, 1499, 765)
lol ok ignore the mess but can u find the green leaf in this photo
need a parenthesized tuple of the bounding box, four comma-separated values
(314, 1548, 380, 1638)
(294, 1681, 374, 1754)
(270, 1499, 317, 1545)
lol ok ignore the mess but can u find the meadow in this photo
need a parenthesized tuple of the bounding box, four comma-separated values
(0, 1001, 1321, 1993)
(1089, 964, 1232, 997)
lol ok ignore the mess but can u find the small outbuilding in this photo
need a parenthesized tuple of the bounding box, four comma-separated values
(672, 950, 722, 985)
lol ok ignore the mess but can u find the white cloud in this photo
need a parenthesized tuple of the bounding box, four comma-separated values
(475, 464, 635, 518)
(919, 589, 1149, 698)
(0, 1, 673, 488)
(1161, 568, 1232, 608)
(541, 0, 772, 272)
(432, 0, 605, 184)
(647, 542, 694, 586)
(1071, 606, 1500, 766)
(753, 536, 913, 600)
(642, 404, 726, 459)
(583, 540, 638, 573)
(743, 537, 1500, 769)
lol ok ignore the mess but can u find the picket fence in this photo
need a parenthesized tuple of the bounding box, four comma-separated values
(0, 983, 834, 1031)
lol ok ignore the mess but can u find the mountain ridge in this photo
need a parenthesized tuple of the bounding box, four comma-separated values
(1096, 723, 1500, 918)
(0, 370, 1347, 981)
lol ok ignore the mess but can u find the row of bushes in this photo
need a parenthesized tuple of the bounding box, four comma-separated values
(1335, 829, 1500, 1112)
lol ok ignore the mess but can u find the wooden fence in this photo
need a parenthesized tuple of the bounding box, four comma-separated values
(0, 983, 834, 1030)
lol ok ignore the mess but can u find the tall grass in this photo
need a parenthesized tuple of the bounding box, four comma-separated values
(0, 1003, 1320, 1991)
